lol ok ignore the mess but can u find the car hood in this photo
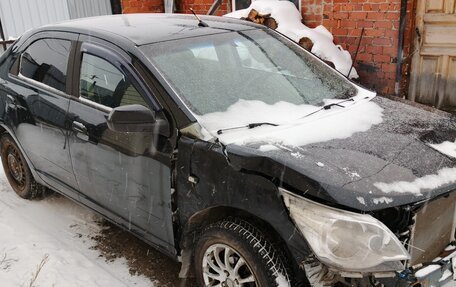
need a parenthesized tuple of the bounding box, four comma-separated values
(224, 96, 456, 211)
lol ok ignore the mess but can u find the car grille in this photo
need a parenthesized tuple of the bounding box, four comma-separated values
(408, 191, 456, 265)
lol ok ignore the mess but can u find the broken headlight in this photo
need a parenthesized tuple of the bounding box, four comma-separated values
(280, 188, 410, 271)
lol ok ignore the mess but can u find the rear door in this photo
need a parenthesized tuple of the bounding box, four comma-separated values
(67, 37, 175, 253)
(5, 32, 79, 195)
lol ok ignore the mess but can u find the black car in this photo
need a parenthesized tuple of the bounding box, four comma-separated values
(0, 13, 455, 287)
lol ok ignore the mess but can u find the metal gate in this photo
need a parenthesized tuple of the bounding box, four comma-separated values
(0, 0, 112, 41)
(408, 0, 456, 113)
(67, 0, 113, 19)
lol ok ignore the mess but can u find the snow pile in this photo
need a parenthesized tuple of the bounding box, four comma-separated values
(429, 140, 456, 158)
(0, 167, 154, 287)
(275, 273, 290, 287)
(374, 167, 456, 196)
(356, 197, 366, 206)
(198, 91, 382, 148)
(224, 0, 359, 78)
(372, 197, 393, 205)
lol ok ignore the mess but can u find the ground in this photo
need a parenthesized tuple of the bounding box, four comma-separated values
(0, 165, 194, 287)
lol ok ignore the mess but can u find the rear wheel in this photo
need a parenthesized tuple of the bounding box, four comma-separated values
(0, 134, 45, 199)
(194, 218, 292, 287)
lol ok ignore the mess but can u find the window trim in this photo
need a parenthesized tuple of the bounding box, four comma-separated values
(74, 42, 159, 112)
(15, 73, 71, 99)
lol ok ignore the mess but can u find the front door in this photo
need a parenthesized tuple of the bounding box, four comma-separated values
(408, 0, 456, 112)
(67, 40, 175, 253)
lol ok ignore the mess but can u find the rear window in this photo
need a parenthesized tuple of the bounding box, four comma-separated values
(20, 38, 71, 93)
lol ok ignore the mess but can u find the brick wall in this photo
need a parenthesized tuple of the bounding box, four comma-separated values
(122, 0, 164, 13)
(301, 0, 415, 95)
(175, 0, 230, 15)
(120, 0, 415, 96)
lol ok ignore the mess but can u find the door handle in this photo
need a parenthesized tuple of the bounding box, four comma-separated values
(6, 94, 16, 104)
(6, 94, 16, 109)
(72, 121, 87, 134)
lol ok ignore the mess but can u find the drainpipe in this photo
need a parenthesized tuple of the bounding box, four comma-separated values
(165, 0, 174, 13)
(395, 0, 408, 96)
(207, 0, 223, 15)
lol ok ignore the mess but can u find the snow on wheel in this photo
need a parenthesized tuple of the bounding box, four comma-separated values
(194, 219, 292, 287)
(0, 134, 45, 199)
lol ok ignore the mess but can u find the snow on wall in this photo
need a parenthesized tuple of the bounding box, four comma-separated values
(224, 0, 359, 79)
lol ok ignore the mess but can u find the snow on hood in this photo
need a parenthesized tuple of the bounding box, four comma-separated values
(197, 89, 382, 148)
(374, 167, 456, 196)
(220, 96, 455, 210)
(224, 0, 359, 78)
(429, 140, 456, 158)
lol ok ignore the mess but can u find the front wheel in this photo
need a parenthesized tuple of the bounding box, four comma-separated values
(194, 219, 292, 287)
(0, 134, 45, 199)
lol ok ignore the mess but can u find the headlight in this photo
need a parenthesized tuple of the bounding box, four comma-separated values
(280, 188, 410, 271)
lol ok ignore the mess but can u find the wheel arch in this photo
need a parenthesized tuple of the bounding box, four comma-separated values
(178, 205, 300, 280)
(0, 124, 46, 187)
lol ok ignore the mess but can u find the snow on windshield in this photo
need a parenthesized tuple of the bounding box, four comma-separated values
(224, 0, 359, 79)
(142, 29, 357, 116)
(197, 90, 383, 148)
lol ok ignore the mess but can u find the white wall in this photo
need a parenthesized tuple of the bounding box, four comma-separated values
(0, 0, 112, 40)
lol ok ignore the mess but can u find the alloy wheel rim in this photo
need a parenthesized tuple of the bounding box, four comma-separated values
(202, 243, 257, 287)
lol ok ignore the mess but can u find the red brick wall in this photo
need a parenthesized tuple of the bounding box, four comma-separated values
(175, 0, 230, 15)
(121, 0, 415, 96)
(121, 0, 229, 16)
(302, 0, 415, 95)
(122, 0, 164, 13)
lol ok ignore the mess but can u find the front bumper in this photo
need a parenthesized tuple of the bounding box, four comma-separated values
(379, 244, 456, 287)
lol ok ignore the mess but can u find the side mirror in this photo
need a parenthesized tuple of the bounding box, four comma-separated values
(107, 104, 169, 135)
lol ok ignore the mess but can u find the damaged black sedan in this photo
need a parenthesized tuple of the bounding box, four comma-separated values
(0, 14, 455, 287)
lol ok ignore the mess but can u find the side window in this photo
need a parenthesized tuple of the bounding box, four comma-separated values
(20, 39, 71, 93)
(79, 53, 148, 108)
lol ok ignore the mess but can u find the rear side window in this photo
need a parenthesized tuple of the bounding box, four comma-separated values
(79, 53, 147, 108)
(20, 39, 71, 93)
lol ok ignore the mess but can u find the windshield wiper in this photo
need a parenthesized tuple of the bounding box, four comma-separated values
(299, 98, 355, 119)
(217, 122, 279, 135)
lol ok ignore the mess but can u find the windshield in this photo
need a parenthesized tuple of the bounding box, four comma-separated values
(140, 29, 357, 116)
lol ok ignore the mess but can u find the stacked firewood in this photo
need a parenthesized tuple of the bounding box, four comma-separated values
(240, 9, 313, 51)
(241, 9, 278, 29)
(240, 9, 336, 69)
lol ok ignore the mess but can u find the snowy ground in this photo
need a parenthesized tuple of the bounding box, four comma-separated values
(0, 165, 156, 287)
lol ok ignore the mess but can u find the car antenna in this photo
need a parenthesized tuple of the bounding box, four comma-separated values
(189, 8, 209, 27)
(347, 27, 365, 78)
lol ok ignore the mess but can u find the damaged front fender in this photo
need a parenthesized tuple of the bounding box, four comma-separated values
(175, 136, 312, 277)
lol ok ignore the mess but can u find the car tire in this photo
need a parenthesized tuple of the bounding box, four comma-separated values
(0, 134, 45, 199)
(194, 218, 292, 287)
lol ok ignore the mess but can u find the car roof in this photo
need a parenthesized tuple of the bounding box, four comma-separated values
(45, 13, 263, 46)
